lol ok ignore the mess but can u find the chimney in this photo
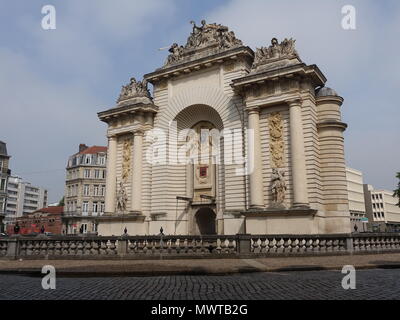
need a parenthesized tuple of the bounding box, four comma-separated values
(79, 144, 88, 152)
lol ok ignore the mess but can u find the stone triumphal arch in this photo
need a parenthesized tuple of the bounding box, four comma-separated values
(97, 21, 351, 236)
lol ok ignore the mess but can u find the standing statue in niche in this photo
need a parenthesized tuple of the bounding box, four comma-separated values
(271, 168, 287, 206)
(116, 182, 128, 213)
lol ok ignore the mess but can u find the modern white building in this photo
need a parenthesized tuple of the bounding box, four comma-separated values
(5, 176, 48, 226)
(346, 167, 367, 232)
(364, 184, 400, 232)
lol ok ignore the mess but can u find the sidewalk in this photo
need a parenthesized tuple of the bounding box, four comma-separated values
(1, 253, 400, 277)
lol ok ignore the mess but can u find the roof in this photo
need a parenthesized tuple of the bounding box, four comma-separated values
(78, 146, 107, 155)
(0, 141, 8, 157)
(33, 206, 64, 214)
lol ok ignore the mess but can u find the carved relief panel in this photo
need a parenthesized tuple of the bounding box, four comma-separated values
(190, 121, 216, 202)
(268, 111, 285, 168)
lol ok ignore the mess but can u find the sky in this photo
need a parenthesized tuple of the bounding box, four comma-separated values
(0, 0, 399, 203)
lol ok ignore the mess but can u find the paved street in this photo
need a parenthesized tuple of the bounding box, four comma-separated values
(0, 268, 399, 300)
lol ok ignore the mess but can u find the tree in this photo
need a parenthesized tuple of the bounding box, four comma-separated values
(58, 196, 65, 207)
(394, 172, 400, 208)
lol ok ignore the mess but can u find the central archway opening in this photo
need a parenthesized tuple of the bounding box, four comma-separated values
(195, 207, 216, 235)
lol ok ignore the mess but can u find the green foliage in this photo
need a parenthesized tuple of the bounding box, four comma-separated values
(394, 172, 400, 207)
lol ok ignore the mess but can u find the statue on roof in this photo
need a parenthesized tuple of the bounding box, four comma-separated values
(117, 77, 151, 102)
(164, 20, 242, 67)
(253, 38, 298, 70)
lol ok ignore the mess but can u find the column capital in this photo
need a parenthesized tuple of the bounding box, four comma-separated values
(107, 134, 117, 140)
(247, 107, 260, 115)
(133, 129, 145, 136)
(285, 98, 303, 108)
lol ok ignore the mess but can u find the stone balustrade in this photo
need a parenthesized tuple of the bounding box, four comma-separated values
(1, 233, 400, 260)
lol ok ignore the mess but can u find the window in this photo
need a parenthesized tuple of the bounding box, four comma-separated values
(93, 202, 98, 213)
(93, 185, 99, 196)
(94, 170, 100, 179)
(102, 170, 106, 179)
(100, 202, 105, 214)
(81, 223, 88, 234)
(84, 169, 91, 178)
(85, 155, 92, 164)
(0, 179, 6, 191)
(101, 185, 105, 196)
(83, 185, 90, 196)
(98, 156, 106, 166)
(82, 201, 89, 215)
(92, 222, 98, 233)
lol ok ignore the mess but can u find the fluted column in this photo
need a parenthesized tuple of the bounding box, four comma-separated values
(131, 130, 143, 212)
(105, 135, 117, 214)
(248, 108, 264, 208)
(287, 99, 309, 207)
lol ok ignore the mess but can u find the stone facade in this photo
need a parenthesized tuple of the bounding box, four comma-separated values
(0, 141, 11, 233)
(7, 206, 63, 235)
(346, 167, 367, 232)
(97, 21, 351, 236)
(5, 176, 48, 226)
(63, 144, 107, 234)
(364, 185, 400, 232)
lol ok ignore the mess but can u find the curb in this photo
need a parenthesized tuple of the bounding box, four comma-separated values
(1, 263, 400, 277)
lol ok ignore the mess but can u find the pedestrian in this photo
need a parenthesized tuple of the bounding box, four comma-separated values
(14, 223, 20, 234)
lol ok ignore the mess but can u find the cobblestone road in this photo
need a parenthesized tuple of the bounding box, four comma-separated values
(0, 269, 399, 300)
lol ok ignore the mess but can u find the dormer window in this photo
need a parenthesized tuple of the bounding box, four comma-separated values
(85, 155, 92, 164)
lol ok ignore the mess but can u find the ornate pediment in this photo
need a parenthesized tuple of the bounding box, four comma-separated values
(163, 20, 243, 67)
(117, 77, 152, 105)
(252, 38, 301, 72)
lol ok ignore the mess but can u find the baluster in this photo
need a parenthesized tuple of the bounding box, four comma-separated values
(332, 239, 339, 252)
(299, 238, 306, 253)
(84, 241, 92, 255)
(283, 238, 290, 253)
(54, 241, 61, 255)
(110, 240, 117, 254)
(91, 240, 99, 255)
(47, 241, 55, 256)
(76, 241, 84, 255)
(19, 241, 27, 256)
(312, 239, 320, 252)
(259, 238, 267, 253)
(365, 238, 371, 251)
(61, 241, 69, 255)
(252, 238, 260, 253)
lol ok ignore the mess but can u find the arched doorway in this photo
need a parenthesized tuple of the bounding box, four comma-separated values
(195, 207, 216, 235)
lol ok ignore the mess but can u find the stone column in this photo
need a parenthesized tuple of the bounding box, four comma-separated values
(247, 108, 264, 208)
(105, 135, 117, 214)
(131, 130, 143, 212)
(287, 99, 309, 207)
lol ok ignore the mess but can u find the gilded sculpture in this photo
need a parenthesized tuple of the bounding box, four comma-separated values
(268, 112, 285, 168)
(122, 138, 131, 182)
